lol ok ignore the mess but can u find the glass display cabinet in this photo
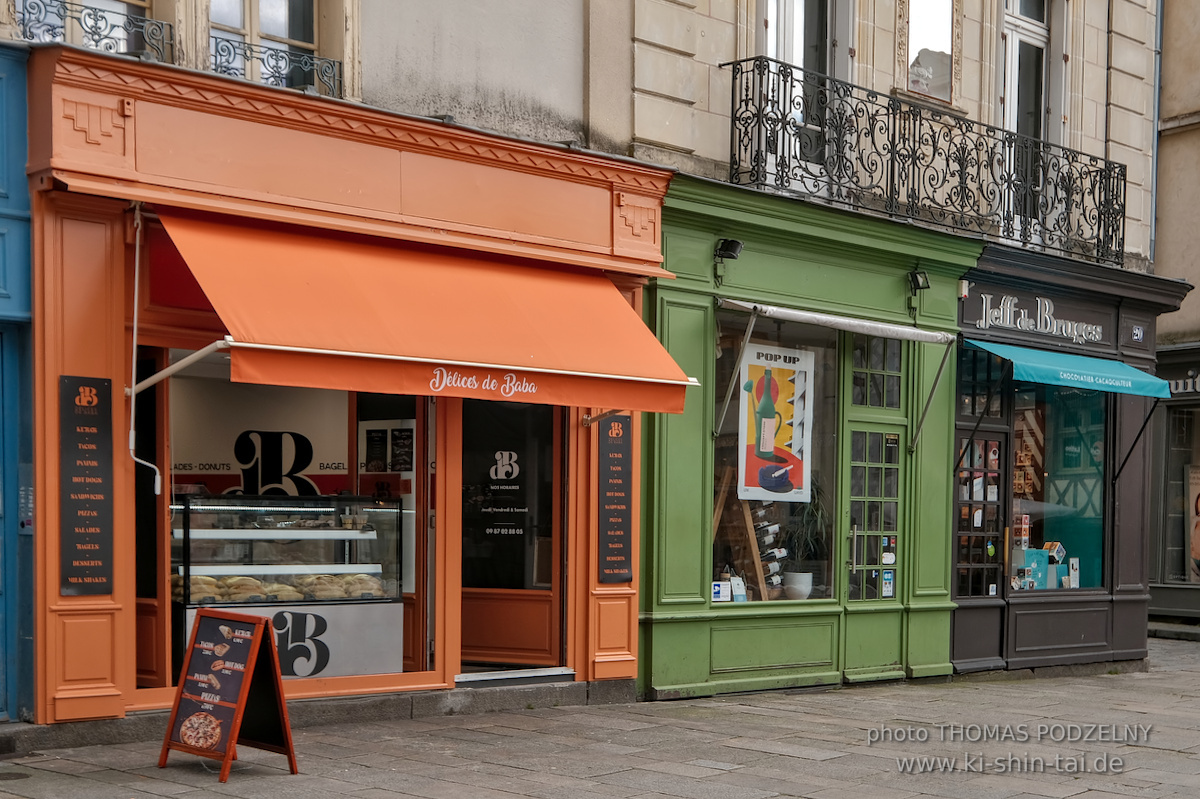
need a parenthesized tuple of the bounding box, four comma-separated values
(170, 495, 402, 605)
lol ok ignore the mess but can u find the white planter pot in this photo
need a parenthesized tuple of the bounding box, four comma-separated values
(782, 571, 812, 600)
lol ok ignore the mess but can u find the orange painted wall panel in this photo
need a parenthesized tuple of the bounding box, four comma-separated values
(401, 151, 611, 248)
(136, 102, 404, 212)
(59, 615, 115, 682)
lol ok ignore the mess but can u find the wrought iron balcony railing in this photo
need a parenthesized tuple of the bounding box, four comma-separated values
(16, 0, 173, 63)
(725, 57, 1126, 265)
(211, 37, 343, 99)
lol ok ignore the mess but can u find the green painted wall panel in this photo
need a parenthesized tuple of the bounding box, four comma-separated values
(843, 609, 904, 672)
(710, 620, 835, 671)
(648, 296, 712, 605)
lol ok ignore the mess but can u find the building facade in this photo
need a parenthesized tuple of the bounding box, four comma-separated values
(1148, 0, 1200, 617)
(0, 0, 1182, 722)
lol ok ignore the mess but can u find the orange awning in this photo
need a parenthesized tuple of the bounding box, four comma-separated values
(156, 211, 695, 413)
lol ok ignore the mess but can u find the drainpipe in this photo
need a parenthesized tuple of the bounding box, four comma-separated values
(1150, 0, 1163, 264)
(1106, 0, 1113, 163)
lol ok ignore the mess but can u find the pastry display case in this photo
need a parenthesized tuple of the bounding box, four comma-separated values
(170, 495, 402, 605)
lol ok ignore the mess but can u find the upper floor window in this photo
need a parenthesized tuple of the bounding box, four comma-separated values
(210, 0, 338, 94)
(1002, 0, 1050, 140)
(757, 0, 828, 74)
(906, 0, 953, 102)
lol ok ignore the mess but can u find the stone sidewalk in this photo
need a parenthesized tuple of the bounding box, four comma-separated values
(3, 639, 1200, 798)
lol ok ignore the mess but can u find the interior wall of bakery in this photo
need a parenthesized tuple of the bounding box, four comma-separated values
(0, 43, 31, 722)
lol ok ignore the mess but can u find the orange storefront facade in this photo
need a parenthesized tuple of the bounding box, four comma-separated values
(25, 45, 690, 724)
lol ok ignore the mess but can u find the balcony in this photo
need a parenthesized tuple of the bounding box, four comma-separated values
(725, 57, 1126, 266)
(211, 37, 343, 99)
(16, 0, 174, 63)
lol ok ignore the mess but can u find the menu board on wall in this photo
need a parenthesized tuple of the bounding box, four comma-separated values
(159, 609, 297, 783)
(59, 376, 113, 595)
(597, 415, 633, 584)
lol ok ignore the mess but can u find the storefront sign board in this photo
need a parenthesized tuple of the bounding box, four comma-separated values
(597, 415, 633, 583)
(59, 376, 113, 595)
(737, 344, 815, 503)
(159, 608, 298, 782)
(960, 284, 1115, 349)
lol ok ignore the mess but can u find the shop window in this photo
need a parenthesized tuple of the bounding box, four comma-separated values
(711, 311, 838, 603)
(210, 0, 327, 92)
(1010, 384, 1106, 590)
(1162, 408, 1200, 584)
(156, 351, 435, 681)
(852, 334, 902, 409)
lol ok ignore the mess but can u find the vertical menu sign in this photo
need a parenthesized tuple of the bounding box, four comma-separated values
(598, 415, 633, 583)
(59, 376, 113, 595)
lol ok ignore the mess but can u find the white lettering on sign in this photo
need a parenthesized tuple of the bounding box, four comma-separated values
(428, 367, 538, 397)
(1170, 370, 1200, 396)
(975, 295, 1103, 345)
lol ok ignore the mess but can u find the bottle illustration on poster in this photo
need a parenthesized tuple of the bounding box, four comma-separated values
(737, 343, 815, 503)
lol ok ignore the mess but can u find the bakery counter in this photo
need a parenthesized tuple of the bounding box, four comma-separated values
(170, 494, 402, 608)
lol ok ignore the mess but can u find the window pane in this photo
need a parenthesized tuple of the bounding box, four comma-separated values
(908, 0, 952, 101)
(885, 375, 901, 408)
(211, 0, 243, 28)
(869, 337, 885, 370)
(869, 373, 883, 406)
(1016, 39, 1045, 140)
(886, 339, 901, 371)
(852, 430, 866, 461)
(261, 0, 315, 42)
(1018, 0, 1046, 23)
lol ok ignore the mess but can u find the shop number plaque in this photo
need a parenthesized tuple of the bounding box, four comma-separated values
(597, 415, 633, 583)
(159, 609, 298, 782)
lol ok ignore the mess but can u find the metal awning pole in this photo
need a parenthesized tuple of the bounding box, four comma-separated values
(1112, 397, 1161, 485)
(909, 339, 957, 453)
(128, 337, 231, 396)
(713, 308, 759, 439)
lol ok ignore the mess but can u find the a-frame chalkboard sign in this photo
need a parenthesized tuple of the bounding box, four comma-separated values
(159, 608, 299, 782)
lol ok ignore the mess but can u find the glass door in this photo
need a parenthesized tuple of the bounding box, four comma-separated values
(950, 346, 1009, 671)
(460, 400, 562, 669)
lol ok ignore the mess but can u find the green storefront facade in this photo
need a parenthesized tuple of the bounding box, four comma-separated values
(640, 176, 983, 698)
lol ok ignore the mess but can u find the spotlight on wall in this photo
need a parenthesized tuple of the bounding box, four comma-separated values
(907, 269, 931, 294)
(715, 239, 744, 260)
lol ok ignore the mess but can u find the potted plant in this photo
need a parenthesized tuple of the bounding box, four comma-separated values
(781, 475, 830, 599)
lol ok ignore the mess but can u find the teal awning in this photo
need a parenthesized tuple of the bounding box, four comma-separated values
(965, 339, 1170, 399)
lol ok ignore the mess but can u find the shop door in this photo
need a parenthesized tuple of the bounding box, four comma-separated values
(460, 401, 562, 668)
(950, 347, 1008, 671)
(841, 424, 906, 682)
(950, 431, 1009, 671)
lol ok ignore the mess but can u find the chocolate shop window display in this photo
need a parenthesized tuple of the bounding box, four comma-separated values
(955, 361, 1107, 595)
(711, 312, 837, 602)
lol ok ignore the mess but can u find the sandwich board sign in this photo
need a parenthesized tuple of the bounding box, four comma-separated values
(159, 608, 298, 782)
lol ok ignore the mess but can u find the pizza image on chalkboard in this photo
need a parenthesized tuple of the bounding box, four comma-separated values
(179, 711, 223, 750)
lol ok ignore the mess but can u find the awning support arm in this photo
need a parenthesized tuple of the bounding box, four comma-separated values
(127, 203, 162, 495)
(127, 337, 232, 397)
(1112, 397, 1161, 485)
(713, 308, 759, 439)
(952, 360, 1012, 473)
(908, 339, 957, 454)
(582, 409, 626, 428)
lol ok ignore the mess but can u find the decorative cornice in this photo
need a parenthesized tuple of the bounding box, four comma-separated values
(44, 47, 672, 198)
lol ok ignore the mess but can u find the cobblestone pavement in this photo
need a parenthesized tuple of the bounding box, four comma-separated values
(3, 638, 1200, 799)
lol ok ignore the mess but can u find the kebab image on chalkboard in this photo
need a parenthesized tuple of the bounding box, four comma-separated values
(159, 608, 298, 783)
